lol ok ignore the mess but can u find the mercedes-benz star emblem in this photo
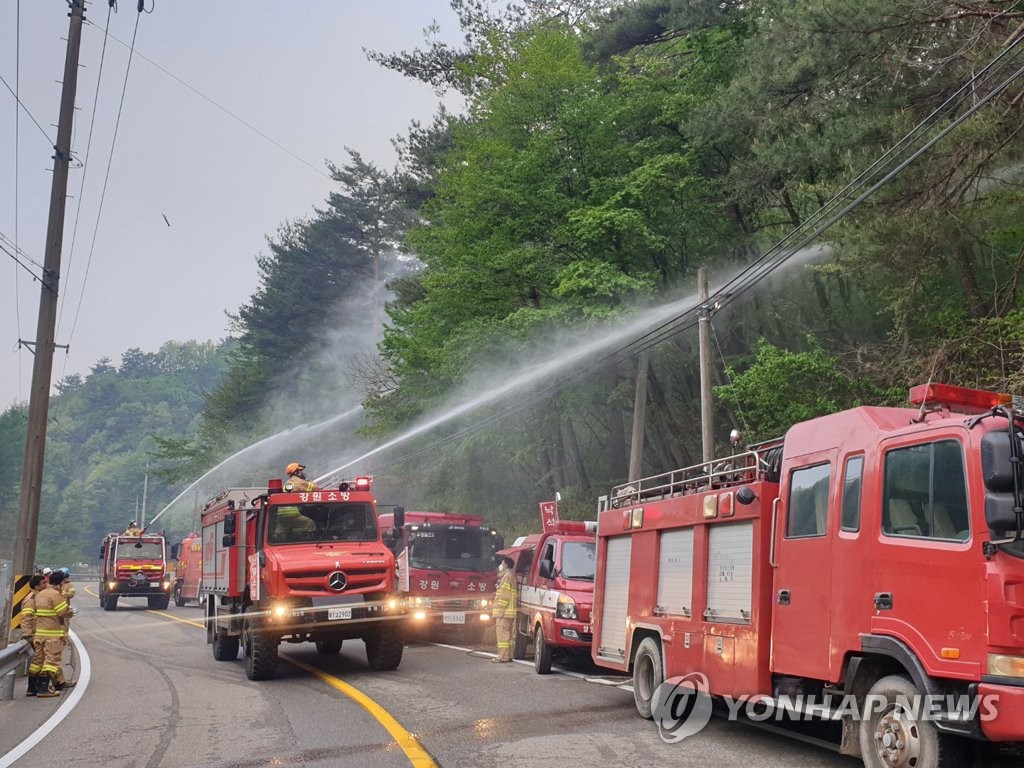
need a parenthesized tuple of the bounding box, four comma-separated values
(327, 571, 347, 591)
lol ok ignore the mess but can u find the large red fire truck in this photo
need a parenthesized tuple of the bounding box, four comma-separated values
(590, 383, 1024, 766)
(170, 531, 202, 607)
(99, 531, 171, 610)
(378, 509, 502, 643)
(201, 476, 407, 680)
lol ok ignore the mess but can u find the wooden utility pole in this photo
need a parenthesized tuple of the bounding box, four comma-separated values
(627, 351, 649, 482)
(698, 267, 714, 464)
(11, 1, 85, 597)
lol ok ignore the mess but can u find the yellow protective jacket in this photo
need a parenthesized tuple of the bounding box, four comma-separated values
(493, 569, 517, 619)
(34, 586, 71, 639)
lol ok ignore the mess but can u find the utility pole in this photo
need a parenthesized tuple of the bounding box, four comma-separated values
(627, 350, 649, 482)
(698, 267, 714, 465)
(7, 1, 86, 651)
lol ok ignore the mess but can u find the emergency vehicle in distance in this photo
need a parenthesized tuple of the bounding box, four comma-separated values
(201, 476, 407, 680)
(170, 531, 202, 607)
(500, 501, 596, 673)
(590, 383, 1024, 767)
(377, 509, 502, 643)
(98, 530, 171, 610)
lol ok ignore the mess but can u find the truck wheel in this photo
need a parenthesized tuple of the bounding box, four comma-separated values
(365, 630, 404, 671)
(212, 629, 239, 661)
(103, 594, 118, 611)
(148, 594, 170, 610)
(316, 639, 343, 655)
(173, 582, 186, 607)
(633, 637, 664, 719)
(243, 624, 279, 681)
(859, 675, 966, 768)
(534, 626, 552, 674)
(512, 621, 528, 661)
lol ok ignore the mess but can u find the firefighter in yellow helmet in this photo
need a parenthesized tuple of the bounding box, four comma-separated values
(492, 556, 517, 663)
(275, 462, 319, 538)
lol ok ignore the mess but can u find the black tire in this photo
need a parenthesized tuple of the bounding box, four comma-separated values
(316, 638, 343, 655)
(633, 636, 664, 719)
(859, 674, 967, 768)
(243, 623, 279, 681)
(511, 619, 528, 661)
(365, 629, 404, 671)
(173, 582, 186, 608)
(534, 626, 552, 675)
(148, 594, 170, 610)
(102, 594, 118, 611)
(212, 629, 239, 661)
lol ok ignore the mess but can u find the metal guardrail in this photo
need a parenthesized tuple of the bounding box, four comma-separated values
(0, 639, 31, 679)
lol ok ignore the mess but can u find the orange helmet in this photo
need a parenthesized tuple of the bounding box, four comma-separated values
(286, 462, 305, 476)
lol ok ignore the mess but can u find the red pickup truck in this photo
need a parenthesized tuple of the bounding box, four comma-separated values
(500, 521, 596, 673)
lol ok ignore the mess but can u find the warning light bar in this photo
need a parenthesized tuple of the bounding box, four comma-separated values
(339, 476, 372, 492)
(267, 478, 283, 493)
(908, 383, 1012, 413)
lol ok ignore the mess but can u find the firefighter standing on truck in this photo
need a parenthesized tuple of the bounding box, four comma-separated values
(492, 556, 517, 663)
(276, 462, 319, 536)
(33, 570, 75, 697)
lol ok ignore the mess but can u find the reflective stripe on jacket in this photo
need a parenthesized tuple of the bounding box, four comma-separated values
(493, 570, 517, 619)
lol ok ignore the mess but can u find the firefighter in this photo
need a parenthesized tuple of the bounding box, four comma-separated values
(276, 462, 319, 537)
(21, 574, 45, 696)
(59, 567, 75, 653)
(492, 556, 517, 663)
(125, 520, 142, 535)
(33, 570, 75, 697)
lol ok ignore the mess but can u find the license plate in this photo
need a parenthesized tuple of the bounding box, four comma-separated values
(442, 612, 465, 625)
(328, 607, 352, 620)
(581, 625, 591, 633)
(149, 581, 160, 587)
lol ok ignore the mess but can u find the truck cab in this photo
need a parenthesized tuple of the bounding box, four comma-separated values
(169, 532, 202, 607)
(504, 521, 596, 673)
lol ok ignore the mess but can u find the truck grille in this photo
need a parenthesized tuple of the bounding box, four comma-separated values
(283, 565, 389, 594)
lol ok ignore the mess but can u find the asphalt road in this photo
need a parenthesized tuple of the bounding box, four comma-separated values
(2, 594, 1021, 768)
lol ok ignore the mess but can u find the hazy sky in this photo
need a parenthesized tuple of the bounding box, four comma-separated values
(2, 0, 461, 408)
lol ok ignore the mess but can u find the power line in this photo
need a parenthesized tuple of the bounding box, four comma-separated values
(64, 6, 145, 349)
(82, 17, 333, 181)
(0, 70, 55, 147)
(0, 240, 43, 283)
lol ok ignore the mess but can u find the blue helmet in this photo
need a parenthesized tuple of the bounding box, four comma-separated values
(60, 567, 70, 577)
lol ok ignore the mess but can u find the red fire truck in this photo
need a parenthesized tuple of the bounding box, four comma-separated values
(378, 509, 502, 643)
(99, 531, 171, 610)
(201, 477, 407, 680)
(170, 531, 202, 607)
(501, 502, 596, 672)
(590, 383, 1024, 766)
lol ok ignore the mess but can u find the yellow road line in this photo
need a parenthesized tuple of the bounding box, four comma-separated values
(284, 654, 438, 768)
(144, 603, 437, 767)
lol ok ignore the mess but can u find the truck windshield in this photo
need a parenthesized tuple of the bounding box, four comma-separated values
(117, 542, 162, 560)
(560, 541, 595, 580)
(267, 502, 378, 544)
(409, 526, 499, 572)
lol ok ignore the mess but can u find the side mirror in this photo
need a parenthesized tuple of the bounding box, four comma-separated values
(394, 506, 405, 529)
(538, 559, 555, 580)
(224, 512, 237, 535)
(99, 546, 105, 559)
(382, 527, 401, 551)
(222, 534, 235, 547)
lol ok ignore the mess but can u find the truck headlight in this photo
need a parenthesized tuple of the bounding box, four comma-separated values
(988, 653, 1024, 678)
(556, 594, 578, 620)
